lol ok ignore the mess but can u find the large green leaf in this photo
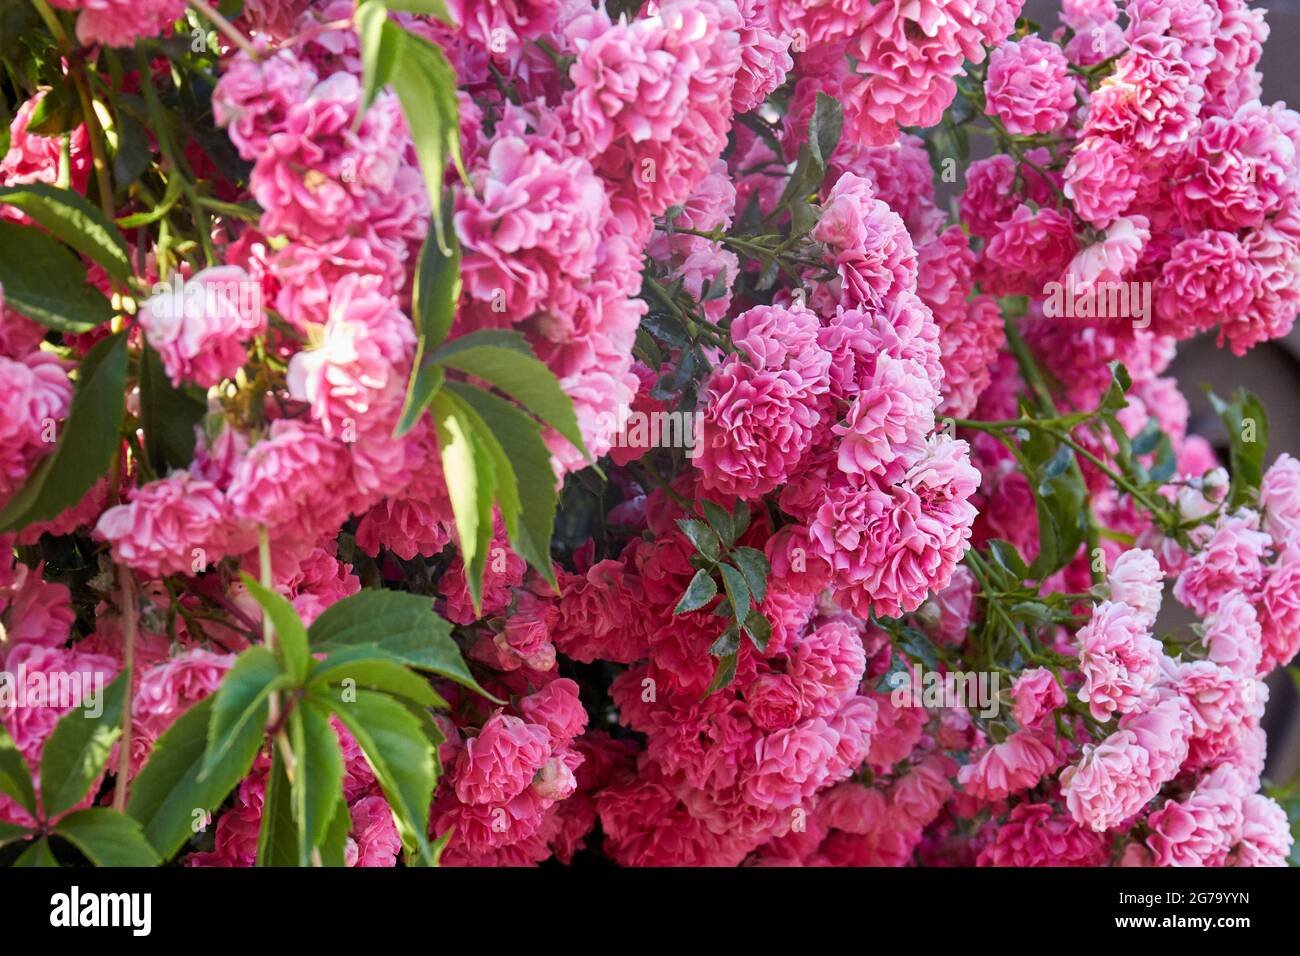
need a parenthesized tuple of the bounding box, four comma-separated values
(308, 651, 444, 708)
(307, 589, 496, 699)
(318, 791, 353, 867)
(289, 700, 344, 866)
(200, 647, 284, 781)
(0, 183, 132, 285)
(54, 808, 160, 867)
(13, 837, 57, 867)
(412, 205, 460, 355)
(256, 747, 299, 867)
(0, 724, 36, 819)
(1207, 388, 1270, 508)
(446, 381, 559, 589)
(127, 697, 264, 859)
(363, 17, 463, 251)
(0, 820, 31, 849)
(430, 389, 496, 613)
(433, 344, 591, 462)
(239, 573, 310, 683)
(0, 331, 127, 532)
(325, 689, 436, 862)
(39, 672, 128, 820)
(0, 220, 117, 331)
(356, 1, 401, 111)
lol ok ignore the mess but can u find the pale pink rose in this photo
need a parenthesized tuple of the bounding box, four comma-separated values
(1076, 600, 1164, 720)
(139, 266, 265, 388)
(1011, 667, 1066, 730)
(96, 473, 240, 578)
(957, 732, 1058, 801)
(1107, 548, 1164, 627)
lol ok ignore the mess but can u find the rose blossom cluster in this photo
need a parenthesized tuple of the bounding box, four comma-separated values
(1, 0, 1298, 870)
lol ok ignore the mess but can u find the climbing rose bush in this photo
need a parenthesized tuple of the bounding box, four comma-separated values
(0, 0, 1298, 868)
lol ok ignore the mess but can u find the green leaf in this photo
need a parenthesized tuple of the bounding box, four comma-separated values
(412, 205, 461, 354)
(394, 352, 444, 437)
(201, 647, 284, 781)
(741, 608, 772, 652)
(256, 747, 299, 867)
(430, 389, 496, 614)
(308, 588, 498, 701)
(239, 573, 310, 684)
(677, 518, 722, 563)
(0, 220, 117, 331)
(318, 791, 353, 867)
(700, 500, 734, 546)
(128, 697, 264, 859)
(718, 562, 751, 619)
(0, 332, 127, 533)
(387, 24, 464, 252)
(39, 672, 128, 820)
(806, 92, 844, 169)
(986, 539, 1030, 584)
(429, 329, 532, 361)
(705, 651, 739, 696)
(356, 1, 400, 111)
(308, 652, 443, 708)
(290, 700, 344, 866)
(326, 690, 437, 862)
(1207, 388, 1269, 508)
(54, 809, 160, 867)
(675, 568, 718, 614)
(433, 343, 592, 463)
(0, 724, 36, 819)
(139, 344, 205, 474)
(0, 820, 31, 849)
(445, 381, 558, 589)
(381, 0, 453, 20)
(13, 837, 57, 867)
(0, 184, 132, 285)
(731, 547, 770, 606)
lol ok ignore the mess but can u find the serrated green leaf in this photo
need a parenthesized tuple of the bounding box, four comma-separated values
(326, 690, 437, 863)
(718, 562, 751, 619)
(0, 220, 117, 331)
(0, 183, 132, 285)
(0, 723, 36, 818)
(674, 568, 718, 614)
(54, 809, 159, 867)
(443, 381, 558, 589)
(700, 499, 734, 545)
(290, 700, 344, 866)
(13, 837, 57, 867)
(239, 573, 310, 684)
(677, 518, 722, 563)
(128, 697, 264, 859)
(433, 343, 591, 463)
(731, 546, 769, 605)
(39, 672, 127, 819)
(308, 652, 442, 708)
(430, 389, 496, 615)
(256, 747, 298, 867)
(308, 589, 498, 701)
(200, 646, 283, 781)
